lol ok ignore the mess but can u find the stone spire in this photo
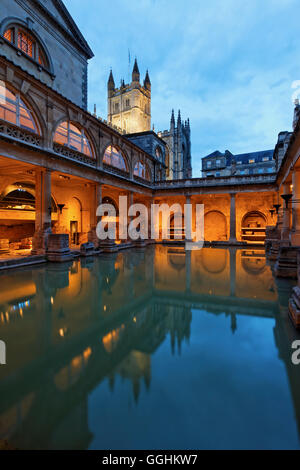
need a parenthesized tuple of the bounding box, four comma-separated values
(187, 118, 190, 133)
(144, 69, 151, 90)
(177, 110, 181, 131)
(107, 69, 115, 90)
(132, 58, 140, 82)
(170, 109, 175, 131)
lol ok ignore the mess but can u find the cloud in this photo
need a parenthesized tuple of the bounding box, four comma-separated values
(64, 0, 300, 176)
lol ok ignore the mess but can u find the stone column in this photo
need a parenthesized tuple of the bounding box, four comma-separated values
(281, 183, 291, 242)
(275, 183, 298, 278)
(229, 193, 237, 243)
(88, 183, 102, 248)
(290, 168, 300, 246)
(32, 168, 52, 254)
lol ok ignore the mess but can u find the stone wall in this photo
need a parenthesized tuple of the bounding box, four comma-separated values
(0, 222, 34, 242)
(0, 0, 90, 108)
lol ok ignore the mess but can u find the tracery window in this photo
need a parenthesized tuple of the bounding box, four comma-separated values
(3, 26, 48, 68)
(54, 121, 94, 158)
(134, 161, 150, 180)
(0, 82, 40, 134)
(103, 145, 127, 171)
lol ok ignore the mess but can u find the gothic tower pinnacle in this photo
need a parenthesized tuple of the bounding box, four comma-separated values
(132, 58, 140, 83)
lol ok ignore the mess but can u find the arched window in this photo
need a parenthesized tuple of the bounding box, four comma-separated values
(0, 82, 40, 134)
(134, 161, 150, 180)
(54, 121, 94, 158)
(103, 145, 127, 172)
(3, 25, 48, 68)
(155, 146, 163, 161)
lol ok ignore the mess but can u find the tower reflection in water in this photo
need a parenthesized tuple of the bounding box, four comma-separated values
(0, 246, 299, 450)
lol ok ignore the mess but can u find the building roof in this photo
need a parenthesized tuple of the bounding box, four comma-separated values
(33, 0, 94, 58)
(231, 149, 274, 164)
(202, 149, 274, 165)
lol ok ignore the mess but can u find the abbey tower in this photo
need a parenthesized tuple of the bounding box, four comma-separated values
(107, 59, 151, 134)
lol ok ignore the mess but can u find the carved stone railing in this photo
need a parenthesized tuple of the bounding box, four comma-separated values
(53, 143, 97, 167)
(133, 175, 152, 186)
(102, 163, 130, 178)
(154, 173, 277, 189)
(0, 119, 42, 147)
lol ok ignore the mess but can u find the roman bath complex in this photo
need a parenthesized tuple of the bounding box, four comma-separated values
(0, 0, 300, 329)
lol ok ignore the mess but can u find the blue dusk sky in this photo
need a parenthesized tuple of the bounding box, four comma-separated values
(64, 0, 300, 176)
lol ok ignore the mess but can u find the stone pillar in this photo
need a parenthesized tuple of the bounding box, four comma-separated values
(88, 183, 102, 248)
(32, 168, 52, 254)
(290, 168, 300, 246)
(275, 182, 298, 278)
(281, 183, 291, 242)
(229, 193, 237, 243)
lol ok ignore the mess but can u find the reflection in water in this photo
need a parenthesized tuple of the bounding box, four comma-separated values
(0, 246, 300, 449)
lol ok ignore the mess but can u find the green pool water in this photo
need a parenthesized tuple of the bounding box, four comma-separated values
(0, 245, 300, 450)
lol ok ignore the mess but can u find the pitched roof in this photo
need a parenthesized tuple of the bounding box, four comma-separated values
(32, 0, 94, 58)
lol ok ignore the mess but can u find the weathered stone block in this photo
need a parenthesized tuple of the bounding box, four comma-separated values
(274, 246, 298, 278)
(47, 234, 74, 262)
(80, 242, 95, 257)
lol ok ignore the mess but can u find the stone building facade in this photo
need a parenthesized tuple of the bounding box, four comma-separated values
(202, 148, 275, 178)
(0, 0, 93, 109)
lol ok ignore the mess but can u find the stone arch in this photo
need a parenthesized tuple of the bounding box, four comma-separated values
(0, 80, 45, 137)
(242, 211, 267, 228)
(52, 119, 96, 158)
(0, 182, 57, 212)
(102, 195, 119, 216)
(204, 210, 227, 241)
(101, 144, 129, 173)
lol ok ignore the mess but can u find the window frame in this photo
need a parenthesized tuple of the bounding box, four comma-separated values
(53, 121, 95, 158)
(134, 160, 150, 181)
(103, 145, 128, 172)
(0, 82, 40, 134)
(3, 24, 50, 71)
